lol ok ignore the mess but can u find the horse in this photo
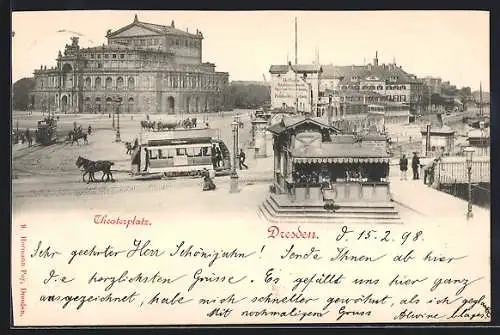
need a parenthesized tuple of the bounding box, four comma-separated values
(76, 156, 115, 183)
(70, 130, 88, 146)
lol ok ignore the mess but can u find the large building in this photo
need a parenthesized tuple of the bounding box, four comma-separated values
(269, 52, 425, 120)
(29, 15, 229, 115)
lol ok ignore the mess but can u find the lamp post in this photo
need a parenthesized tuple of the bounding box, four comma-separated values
(229, 115, 240, 193)
(112, 108, 116, 130)
(463, 147, 475, 220)
(115, 96, 122, 142)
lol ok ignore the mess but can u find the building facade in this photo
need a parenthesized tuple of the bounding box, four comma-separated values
(269, 63, 322, 115)
(29, 15, 229, 115)
(269, 52, 424, 121)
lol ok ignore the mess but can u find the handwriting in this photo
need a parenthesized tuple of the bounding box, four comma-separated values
(187, 268, 247, 292)
(169, 241, 256, 267)
(330, 247, 386, 262)
(87, 270, 186, 292)
(423, 251, 467, 264)
(145, 292, 193, 306)
(43, 269, 75, 285)
(280, 245, 322, 260)
(126, 239, 164, 258)
(430, 276, 484, 295)
(267, 226, 319, 239)
(291, 273, 344, 292)
(30, 241, 61, 259)
(39, 291, 139, 310)
(68, 244, 124, 265)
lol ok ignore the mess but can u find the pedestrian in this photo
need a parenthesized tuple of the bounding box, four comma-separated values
(411, 152, 420, 180)
(239, 148, 248, 170)
(423, 158, 439, 186)
(399, 154, 408, 181)
(88, 124, 92, 135)
(210, 144, 218, 169)
(143, 147, 150, 172)
(215, 146, 223, 167)
(25, 128, 31, 147)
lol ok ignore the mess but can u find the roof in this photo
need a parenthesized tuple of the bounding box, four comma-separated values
(80, 44, 174, 56)
(322, 64, 418, 84)
(420, 125, 455, 135)
(141, 128, 219, 143)
(267, 116, 340, 135)
(269, 64, 322, 74)
(108, 18, 201, 39)
(467, 128, 490, 139)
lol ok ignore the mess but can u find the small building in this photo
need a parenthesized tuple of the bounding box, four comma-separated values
(260, 116, 400, 224)
(467, 128, 490, 156)
(421, 125, 456, 156)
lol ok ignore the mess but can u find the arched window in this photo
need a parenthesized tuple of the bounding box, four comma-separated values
(85, 77, 91, 89)
(116, 77, 124, 90)
(128, 77, 135, 90)
(105, 77, 112, 89)
(95, 77, 102, 89)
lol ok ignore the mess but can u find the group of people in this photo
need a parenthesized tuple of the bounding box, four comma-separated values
(399, 152, 440, 186)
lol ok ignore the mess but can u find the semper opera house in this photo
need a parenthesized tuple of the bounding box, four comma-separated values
(29, 14, 229, 115)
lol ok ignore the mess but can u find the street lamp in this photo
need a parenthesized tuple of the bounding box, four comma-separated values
(115, 96, 122, 142)
(229, 115, 240, 194)
(463, 146, 475, 220)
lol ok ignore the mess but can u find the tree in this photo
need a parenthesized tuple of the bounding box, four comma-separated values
(12, 77, 36, 110)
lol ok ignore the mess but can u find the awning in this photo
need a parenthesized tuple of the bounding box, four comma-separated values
(293, 157, 390, 164)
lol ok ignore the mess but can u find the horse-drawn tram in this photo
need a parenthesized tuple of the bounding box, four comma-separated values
(36, 116, 57, 145)
(130, 128, 231, 179)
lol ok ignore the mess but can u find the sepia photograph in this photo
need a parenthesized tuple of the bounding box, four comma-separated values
(11, 10, 491, 326)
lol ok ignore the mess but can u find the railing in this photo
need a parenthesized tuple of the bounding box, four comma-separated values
(437, 157, 490, 184)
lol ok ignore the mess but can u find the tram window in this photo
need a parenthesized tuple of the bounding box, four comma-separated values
(176, 148, 187, 156)
(158, 149, 166, 159)
(195, 148, 203, 157)
(149, 149, 158, 160)
(202, 147, 210, 156)
(167, 149, 175, 158)
(186, 148, 195, 157)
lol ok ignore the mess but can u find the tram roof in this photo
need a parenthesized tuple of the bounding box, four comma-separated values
(140, 128, 219, 143)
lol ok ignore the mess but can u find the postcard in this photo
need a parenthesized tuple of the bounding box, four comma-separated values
(11, 10, 491, 326)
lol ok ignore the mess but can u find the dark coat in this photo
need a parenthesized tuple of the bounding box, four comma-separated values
(399, 157, 408, 171)
(412, 156, 420, 169)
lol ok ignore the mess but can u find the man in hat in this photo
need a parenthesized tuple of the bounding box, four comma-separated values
(411, 152, 420, 180)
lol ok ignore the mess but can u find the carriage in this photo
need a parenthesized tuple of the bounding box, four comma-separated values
(35, 117, 57, 145)
(130, 128, 232, 179)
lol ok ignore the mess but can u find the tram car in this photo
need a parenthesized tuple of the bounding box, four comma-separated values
(130, 128, 232, 178)
(36, 117, 58, 145)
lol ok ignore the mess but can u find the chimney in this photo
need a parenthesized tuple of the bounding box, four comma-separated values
(373, 51, 379, 66)
(134, 14, 138, 22)
(171, 20, 175, 28)
(186, 27, 189, 33)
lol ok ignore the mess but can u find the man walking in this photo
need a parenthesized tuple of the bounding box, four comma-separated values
(399, 154, 408, 181)
(412, 152, 420, 180)
(239, 148, 248, 170)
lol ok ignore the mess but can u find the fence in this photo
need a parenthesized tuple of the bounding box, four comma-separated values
(437, 156, 490, 184)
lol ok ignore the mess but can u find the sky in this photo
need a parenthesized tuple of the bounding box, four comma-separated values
(12, 10, 490, 92)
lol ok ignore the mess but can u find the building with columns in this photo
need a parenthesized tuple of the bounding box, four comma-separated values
(29, 14, 229, 115)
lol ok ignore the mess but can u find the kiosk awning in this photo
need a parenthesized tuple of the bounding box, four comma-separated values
(293, 157, 390, 164)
